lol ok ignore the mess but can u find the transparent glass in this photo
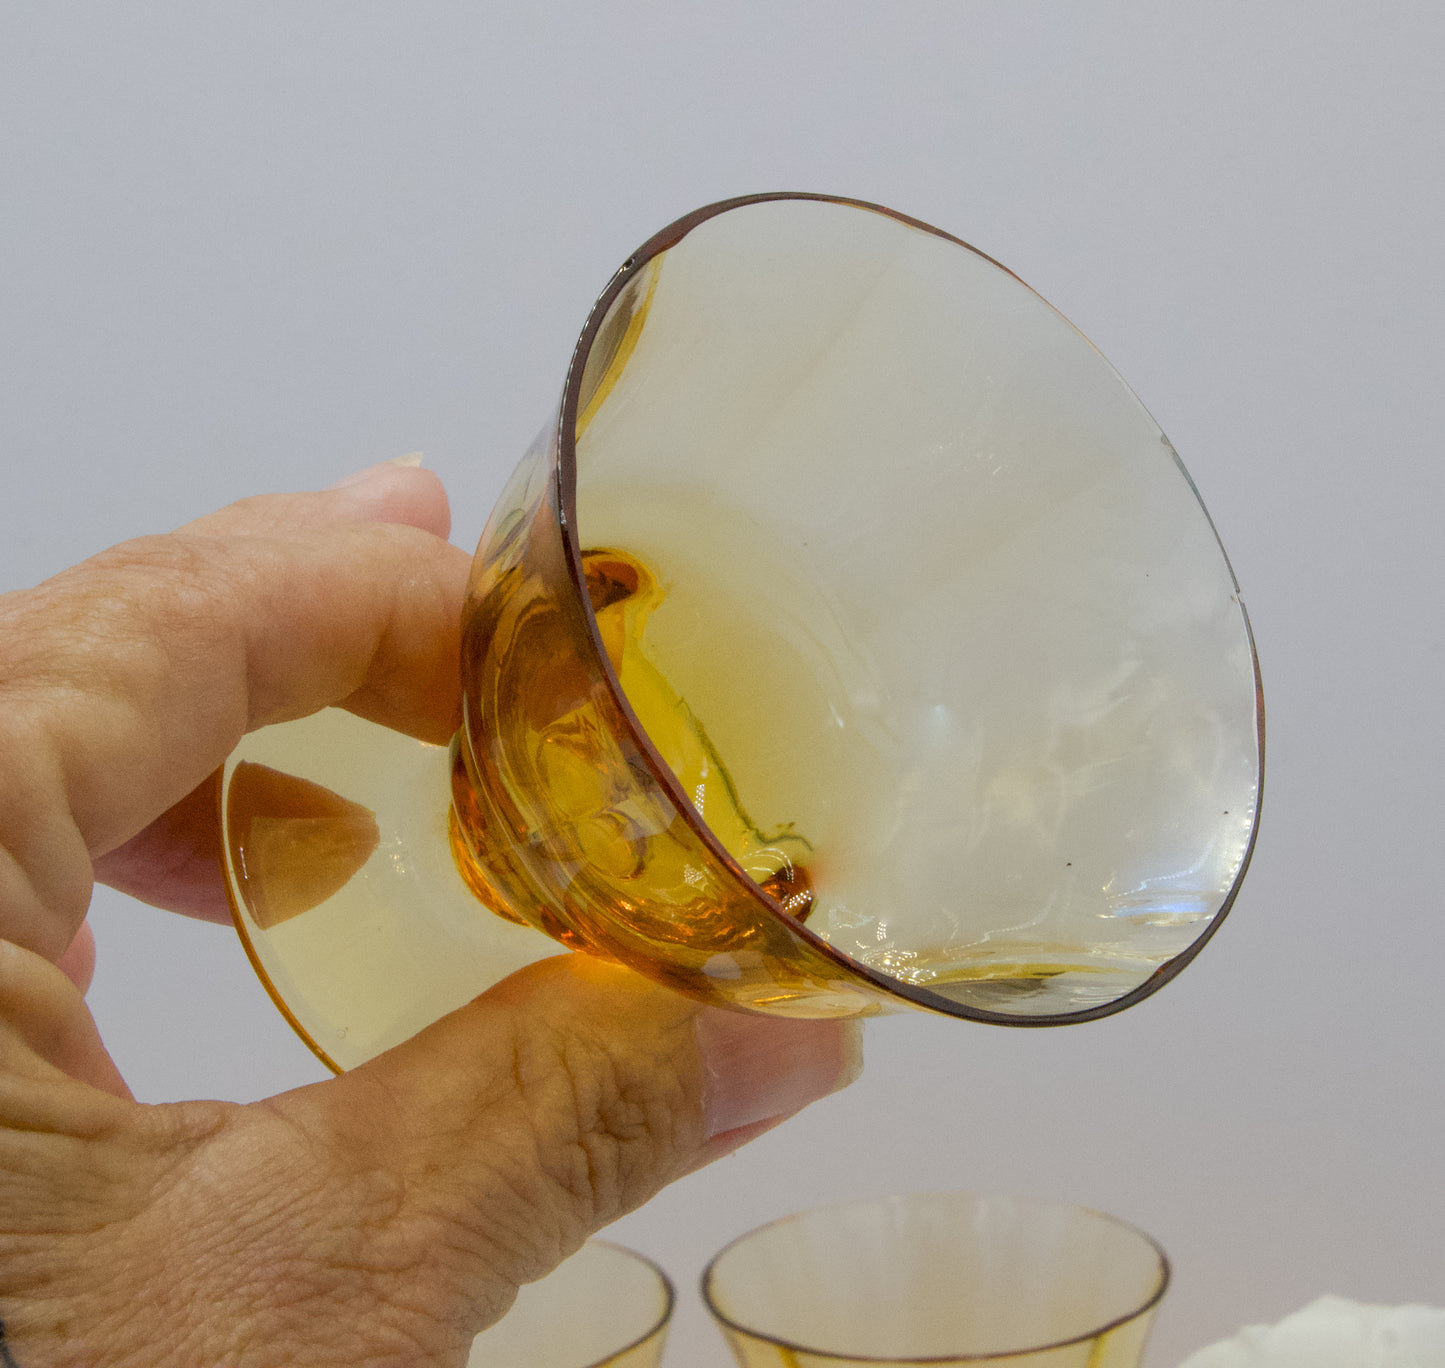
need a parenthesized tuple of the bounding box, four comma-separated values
(222, 194, 1263, 1071)
(467, 1241, 672, 1368)
(702, 1193, 1169, 1366)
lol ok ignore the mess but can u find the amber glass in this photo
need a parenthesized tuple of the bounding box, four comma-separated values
(466, 1241, 672, 1368)
(703, 1193, 1169, 1366)
(222, 194, 1263, 1071)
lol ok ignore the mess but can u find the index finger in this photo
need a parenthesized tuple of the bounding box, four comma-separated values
(0, 467, 472, 957)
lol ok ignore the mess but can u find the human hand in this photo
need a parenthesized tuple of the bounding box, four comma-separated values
(0, 462, 861, 1366)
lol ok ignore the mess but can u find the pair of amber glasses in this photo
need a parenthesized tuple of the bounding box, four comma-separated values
(222, 194, 1263, 1072)
(465, 1194, 1168, 1366)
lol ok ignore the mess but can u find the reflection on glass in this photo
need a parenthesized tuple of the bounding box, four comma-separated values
(222, 195, 1263, 1071)
(703, 1192, 1169, 1366)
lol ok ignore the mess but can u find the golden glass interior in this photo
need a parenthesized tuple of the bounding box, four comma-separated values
(702, 1192, 1169, 1366)
(221, 194, 1262, 1070)
(466, 1241, 673, 1368)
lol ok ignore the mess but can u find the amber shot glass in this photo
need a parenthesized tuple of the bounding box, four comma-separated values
(467, 1241, 673, 1368)
(703, 1193, 1169, 1366)
(222, 194, 1263, 1071)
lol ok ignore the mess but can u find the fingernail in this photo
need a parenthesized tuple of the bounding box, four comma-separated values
(696, 1011, 864, 1140)
(327, 453, 425, 489)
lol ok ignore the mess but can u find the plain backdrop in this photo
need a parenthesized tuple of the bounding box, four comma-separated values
(2, 4, 1442, 1364)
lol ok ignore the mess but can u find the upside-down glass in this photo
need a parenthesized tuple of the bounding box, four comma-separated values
(222, 194, 1263, 1071)
(702, 1193, 1170, 1367)
(467, 1241, 673, 1368)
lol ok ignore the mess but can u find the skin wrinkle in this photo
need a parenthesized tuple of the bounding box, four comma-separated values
(234, 1079, 534, 1342)
(564, 1036, 647, 1227)
(409, 1028, 578, 1289)
(0, 948, 126, 1102)
(106, 1114, 459, 1366)
(225, 525, 462, 738)
(0, 952, 93, 1071)
(236, 542, 350, 728)
(350, 994, 690, 1315)
(40, 544, 240, 828)
(110, 535, 299, 736)
(0, 1142, 126, 1230)
(0, 1064, 130, 1142)
(553, 1009, 694, 1237)
(526, 1019, 634, 1231)
(339, 560, 457, 736)
(0, 750, 94, 964)
(0, 1110, 196, 1316)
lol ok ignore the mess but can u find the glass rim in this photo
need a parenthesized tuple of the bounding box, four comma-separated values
(698, 1190, 1172, 1363)
(553, 190, 1265, 1026)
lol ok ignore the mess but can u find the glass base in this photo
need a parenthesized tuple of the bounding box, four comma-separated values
(221, 708, 561, 1071)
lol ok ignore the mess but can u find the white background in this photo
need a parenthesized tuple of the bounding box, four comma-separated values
(2, 4, 1442, 1364)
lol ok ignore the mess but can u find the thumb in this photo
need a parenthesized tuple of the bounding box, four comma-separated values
(0, 956, 860, 1365)
(261, 956, 861, 1342)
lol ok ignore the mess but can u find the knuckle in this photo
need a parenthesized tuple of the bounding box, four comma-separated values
(399, 1015, 697, 1289)
(534, 1019, 695, 1228)
(83, 534, 237, 641)
(6, 534, 238, 697)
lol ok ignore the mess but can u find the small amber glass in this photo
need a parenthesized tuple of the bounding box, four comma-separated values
(222, 194, 1262, 1071)
(467, 1241, 673, 1368)
(703, 1193, 1169, 1366)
